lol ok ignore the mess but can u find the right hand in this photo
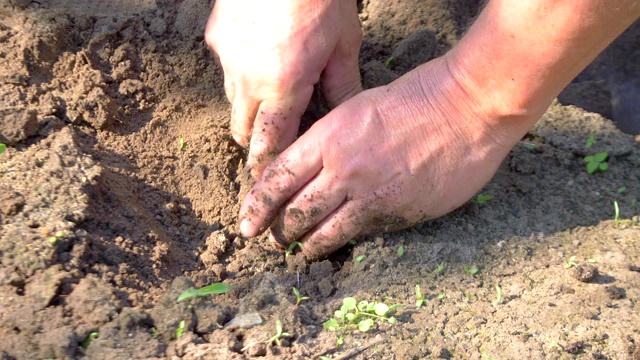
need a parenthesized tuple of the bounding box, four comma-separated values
(205, 0, 363, 178)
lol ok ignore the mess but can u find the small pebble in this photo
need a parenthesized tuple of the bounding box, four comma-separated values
(572, 264, 598, 283)
(224, 312, 263, 330)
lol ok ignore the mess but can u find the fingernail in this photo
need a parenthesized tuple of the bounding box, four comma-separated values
(240, 219, 253, 237)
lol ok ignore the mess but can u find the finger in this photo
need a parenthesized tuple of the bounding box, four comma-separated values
(238, 128, 324, 237)
(299, 200, 367, 260)
(230, 91, 260, 147)
(246, 88, 312, 178)
(322, 27, 362, 107)
(224, 75, 235, 104)
(269, 171, 347, 248)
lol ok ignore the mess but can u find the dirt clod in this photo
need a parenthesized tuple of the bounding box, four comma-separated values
(572, 264, 599, 283)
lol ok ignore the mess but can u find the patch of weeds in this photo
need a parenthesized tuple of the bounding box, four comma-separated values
(355, 255, 365, 263)
(285, 241, 302, 258)
(415, 285, 425, 307)
(292, 287, 309, 307)
(564, 256, 578, 269)
(0, 143, 6, 157)
(617, 186, 627, 195)
(80, 332, 99, 349)
(397, 245, 405, 257)
(492, 285, 503, 306)
(584, 152, 608, 174)
(176, 320, 185, 338)
(464, 265, 479, 276)
(385, 56, 394, 68)
(436, 262, 445, 273)
(585, 133, 595, 148)
(474, 194, 492, 204)
(178, 135, 186, 151)
(177, 282, 233, 302)
(323, 297, 403, 333)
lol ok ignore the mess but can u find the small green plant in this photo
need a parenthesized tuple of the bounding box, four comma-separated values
(564, 255, 578, 269)
(415, 285, 425, 307)
(348, 239, 357, 245)
(177, 282, 233, 302)
(548, 342, 564, 351)
(587, 258, 597, 264)
(397, 245, 405, 257)
(584, 152, 608, 174)
(178, 135, 186, 151)
(436, 262, 445, 273)
(176, 320, 185, 338)
(355, 255, 365, 263)
(150, 327, 158, 338)
(464, 265, 479, 276)
(385, 56, 394, 67)
(522, 142, 537, 151)
(47, 231, 65, 245)
(80, 332, 99, 349)
(336, 335, 344, 347)
(0, 143, 6, 157)
(292, 287, 309, 307)
(436, 292, 446, 301)
(492, 285, 503, 306)
(585, 133, 596, 148)
(323, 297, 403, 333)
(615, 200, 621, 225)
(267, 319, 291, 347)
(285, 241, 303, 257)
(474, 194, 492, 204)
(617, 186, 627, 195)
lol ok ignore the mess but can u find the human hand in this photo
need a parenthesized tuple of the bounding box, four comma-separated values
(205, 0, 362, 179)
(238, 55, 539, 259)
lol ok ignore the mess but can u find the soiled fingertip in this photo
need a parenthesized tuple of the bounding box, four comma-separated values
(231, 130, 250, 148)
(239, 218, 257, 237)
(268, 231, 285, 250)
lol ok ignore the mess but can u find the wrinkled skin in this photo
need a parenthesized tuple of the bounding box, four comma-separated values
(238, 56, 535, 259)
(205, 0, 362, 179)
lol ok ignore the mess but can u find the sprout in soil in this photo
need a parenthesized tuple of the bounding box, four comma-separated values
(437, 292, 446, 301)
(474, 194, 492, 204)
(436, 262, 445, 273)
(584, 152, 608, 174)
(292, 287, 309, 307)
(178, 135, 186, 151)
(564, 255, 578, 269)
(0, 143, 6, 157)
(492, 285, 504, 306)
(323, 297, 403, 333)
(285, 241, 303, 258)
(464, 265, 479, 276)
(355, 254, 365, 263)
(585, 133, 596, 148)
(415, 285, 425, 307)
(80, 332, 99, 349)
(617, 186, 627, 195)
(397, 245, 405, 257)
(176, 320, 185, 338)
(241, 320, 292, 352)
(177, 282, 233, 302)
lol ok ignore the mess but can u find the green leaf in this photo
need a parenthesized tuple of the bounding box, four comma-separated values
(385, 56, 394, 67)
(387, 304, 405, 312)
(584, 155, 594, 163)
(374, 303, 389, 316)
(0, 143, 6, 156)
(416, 299, 424, 307)
(357, 300, 369, 311)
(348, 239, 357, 245)
(323, 318, 339, 331)
(599, 162, 608, 171)
(397, 245, 405, 257)
(342, 297, 357, 312)
(178, 135, 185, 151)
(585, 133, 595, 148)
(358, 319, 374, 332)
(388, 316, 397, 324)
(586, 161, 598, 174)
(176, 320, 185, 338)
(594, 152, 608, 162)
(334, 310, 343, 319)
(293, 287, 300, 298)
(415, 285, 422, 299)
(177, 283, 233, 302)
(346, 313, 355, 322)
(355, 255, 365, 262)
(617, 186, 627, 195)
(336, 336, 344, 346)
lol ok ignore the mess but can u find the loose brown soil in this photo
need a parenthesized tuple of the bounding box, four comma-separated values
(1, 1, 639, 359)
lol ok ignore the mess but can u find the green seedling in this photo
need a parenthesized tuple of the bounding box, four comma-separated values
(0, 143, 6, 157)
(285, 241, 303, 257)
(385, 56, 394, 67)
(587, 258, 597, 264)
(548, 342, 564, 351)
(464, 265, 479, 276)
(355, 255, 365, 263)
(584, 152, 608, 174)
(617, 186, 627, 195)
(178, 135, 186, 151)
(415, 285, 425, 307)
(323, 297, 403, 333)
(320, 357, 332, 360)
(336, 335, 344, 347)
(177, 282, 233, 302)
(474, 194, 492, 204)
(47, 231, 65, 245)
(436, 262, 445, 273)
(397, 245, 405, 257)
(292, 287, 309, 307)
(492, 285, 504, 306)
(522, 142, 537, 151)
(585, 133, 596, 148)
(80, 332, 99, 349)
(348, 239, 357, 245)
(267, 319, 291, 347)
(564, 255, 578, 269)
(176, 320, 185, 338)
(615, 200, 621, 225)
(437, 292, 446, 301)
(150, 327, 158, 338)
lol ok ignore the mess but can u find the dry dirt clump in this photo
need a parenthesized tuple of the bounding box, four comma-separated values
(1, 1, 640, 359)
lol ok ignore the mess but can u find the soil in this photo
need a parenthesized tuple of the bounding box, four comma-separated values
(1, 1, 639, 359)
